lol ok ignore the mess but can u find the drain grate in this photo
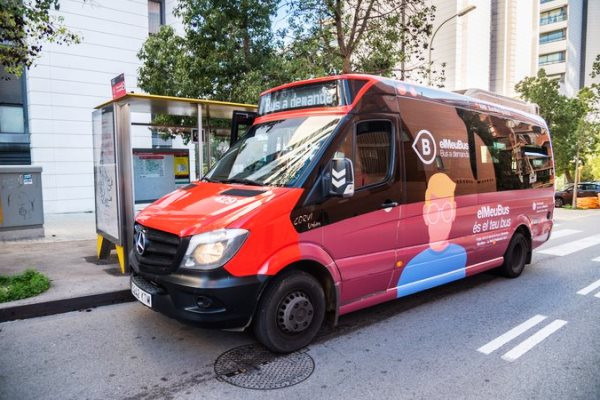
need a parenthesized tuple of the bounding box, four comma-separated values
(214, 344, 314, 390)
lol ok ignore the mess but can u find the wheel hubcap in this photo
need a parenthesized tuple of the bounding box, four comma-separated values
(277, 291, 314, 334)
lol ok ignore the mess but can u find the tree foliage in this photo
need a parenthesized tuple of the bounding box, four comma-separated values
(139, 0, 298, 104)
(137, 0, 447, 106)
(287, 0, 445, 85)
(515, 69, 600, 181)
(0, 0, 80, 77)
(591, 54, 600, 79)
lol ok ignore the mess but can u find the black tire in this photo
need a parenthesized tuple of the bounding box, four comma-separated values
(253, 270, 325, 353)
(499, 232, 529, 278)
(555, 197, 563, 208)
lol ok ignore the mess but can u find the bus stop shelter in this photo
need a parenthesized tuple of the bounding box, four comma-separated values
(92, 93, 256, 273)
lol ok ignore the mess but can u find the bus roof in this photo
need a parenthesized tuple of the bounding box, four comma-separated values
(261, 74, 546, 128)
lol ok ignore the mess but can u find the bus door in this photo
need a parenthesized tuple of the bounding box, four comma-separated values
(321, 114, 402, 305)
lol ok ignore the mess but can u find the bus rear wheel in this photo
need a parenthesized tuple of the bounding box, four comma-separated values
(253, 270, 325, 353)
(499, 232, 529, 278)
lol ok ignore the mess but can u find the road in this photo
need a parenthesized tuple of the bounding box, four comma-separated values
(1, 208, 599, 400)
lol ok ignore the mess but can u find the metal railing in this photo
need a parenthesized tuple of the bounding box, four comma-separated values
(540, 13, 567, 25)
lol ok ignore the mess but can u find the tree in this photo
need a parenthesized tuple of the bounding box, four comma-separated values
(137, 0, 289, 104)
(137, 26, 186, 97)
(0, 0, 80, 77)
(287, 0, 445, 85)
(138, 0, 447, 106)
(515, 69, 600, 182)
(591, 54, 600, 79)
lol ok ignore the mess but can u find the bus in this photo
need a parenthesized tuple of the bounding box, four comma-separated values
(130, 74, 555, 353)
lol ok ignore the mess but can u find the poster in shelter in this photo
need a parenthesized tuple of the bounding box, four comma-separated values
(92, 107, 120, 242)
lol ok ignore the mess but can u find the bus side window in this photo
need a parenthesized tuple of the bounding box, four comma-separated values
(355, 121, 393, 188)
(470, 114, 554, 193)
(332, 120, 393, 190)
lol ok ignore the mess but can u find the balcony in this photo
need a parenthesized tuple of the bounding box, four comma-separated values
(539, 51, 566, 66)
(540, 13, 567, 25)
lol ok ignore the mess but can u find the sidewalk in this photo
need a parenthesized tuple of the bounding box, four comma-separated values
(0, 212, 132, 322)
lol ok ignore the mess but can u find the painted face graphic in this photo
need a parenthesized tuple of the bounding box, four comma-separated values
(396, 172, 467, 298)
(423, 196, 456, 245)
(422, 173, 458, 250)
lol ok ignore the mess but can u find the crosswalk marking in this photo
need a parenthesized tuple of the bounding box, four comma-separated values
(477, 315, 547, 355)
(538, 234, 600, 256)
(593, 256, 600, 262)
(549, 229, 581, 239)
(595, 292, 600, 298)
(576, 278, 600, 296)
(501, 320, 567, 362)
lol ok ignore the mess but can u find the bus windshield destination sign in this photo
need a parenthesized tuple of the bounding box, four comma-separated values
(259, 82, 339, 115)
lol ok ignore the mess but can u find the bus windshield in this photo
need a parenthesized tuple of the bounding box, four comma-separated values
(205, 115, 341, 187)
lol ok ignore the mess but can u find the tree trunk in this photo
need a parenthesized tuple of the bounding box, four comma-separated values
(343, 55, 351, 73)
(564, 168, 573, 183)
(572, 148, 580, 208)
(400, 0, 406, 80)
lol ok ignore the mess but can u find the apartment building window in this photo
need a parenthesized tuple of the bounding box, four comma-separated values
(539, 51, 566, 65)
(148, 0, 164, 34)
(547, 73, 565, 82)
(540, 7, 567, 25)
(540, 29, 566, 44)
(0, 66, 30, 164)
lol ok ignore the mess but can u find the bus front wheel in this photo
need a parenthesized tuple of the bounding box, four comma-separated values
(499, 232, 529, 278)
(253, 270, 325, 353)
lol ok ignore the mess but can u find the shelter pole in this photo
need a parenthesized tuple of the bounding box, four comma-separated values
(206, 105, 212, 171)
(197, 104, 203, 180)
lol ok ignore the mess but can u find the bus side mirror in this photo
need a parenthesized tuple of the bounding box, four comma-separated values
(230, 110, 257, 145)
(323, 158, 354, 198)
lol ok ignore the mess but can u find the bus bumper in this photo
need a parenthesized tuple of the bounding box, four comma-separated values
(130, 257, 268, 330)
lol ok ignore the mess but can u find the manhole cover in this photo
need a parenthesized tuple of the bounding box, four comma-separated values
(214, 344, 314, 390)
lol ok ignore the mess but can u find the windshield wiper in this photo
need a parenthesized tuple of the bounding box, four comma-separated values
(221, 178, 264, 186)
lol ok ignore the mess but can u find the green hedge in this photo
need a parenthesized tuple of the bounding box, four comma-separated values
(0, 269, 51, 303)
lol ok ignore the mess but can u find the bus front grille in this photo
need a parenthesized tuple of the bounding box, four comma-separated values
(133, 224, 188, 274)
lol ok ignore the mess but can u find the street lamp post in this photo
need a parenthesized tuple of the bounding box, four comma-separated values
(427, 4, 477, 86)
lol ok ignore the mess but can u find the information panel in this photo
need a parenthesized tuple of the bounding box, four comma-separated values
(132, 149, 190, 203)
(92, 106, 121, 243)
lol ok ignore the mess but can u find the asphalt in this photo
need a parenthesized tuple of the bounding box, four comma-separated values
(0, 208, 598, 400)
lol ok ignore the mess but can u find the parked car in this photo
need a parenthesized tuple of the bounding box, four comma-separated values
(555, 182, 600, 207)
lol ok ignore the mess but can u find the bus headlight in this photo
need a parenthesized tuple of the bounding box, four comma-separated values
(182, 229, 248, 270)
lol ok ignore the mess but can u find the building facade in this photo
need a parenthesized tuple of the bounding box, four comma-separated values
(0, 0, 190, 214)
(538, 0, 600, 96)
(426, 0, 600, 97)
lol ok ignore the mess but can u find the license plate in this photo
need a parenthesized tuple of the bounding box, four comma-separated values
(131, 281, 152, 308)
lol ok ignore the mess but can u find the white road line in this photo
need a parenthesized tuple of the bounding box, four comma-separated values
(538, 234, 600, 256)
(549, 229, 581, 239)
(576, 278, 600, 296)
(477, 315, 547, 355)
(501, 320, 568, 362)
(595, 292, 600, 298)
(593, 256, 600, 262)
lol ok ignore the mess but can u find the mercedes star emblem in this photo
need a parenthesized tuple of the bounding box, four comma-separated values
(136, 230, 147, 255)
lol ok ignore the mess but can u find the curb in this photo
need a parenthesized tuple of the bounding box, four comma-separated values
(0, 290, 135, 323)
